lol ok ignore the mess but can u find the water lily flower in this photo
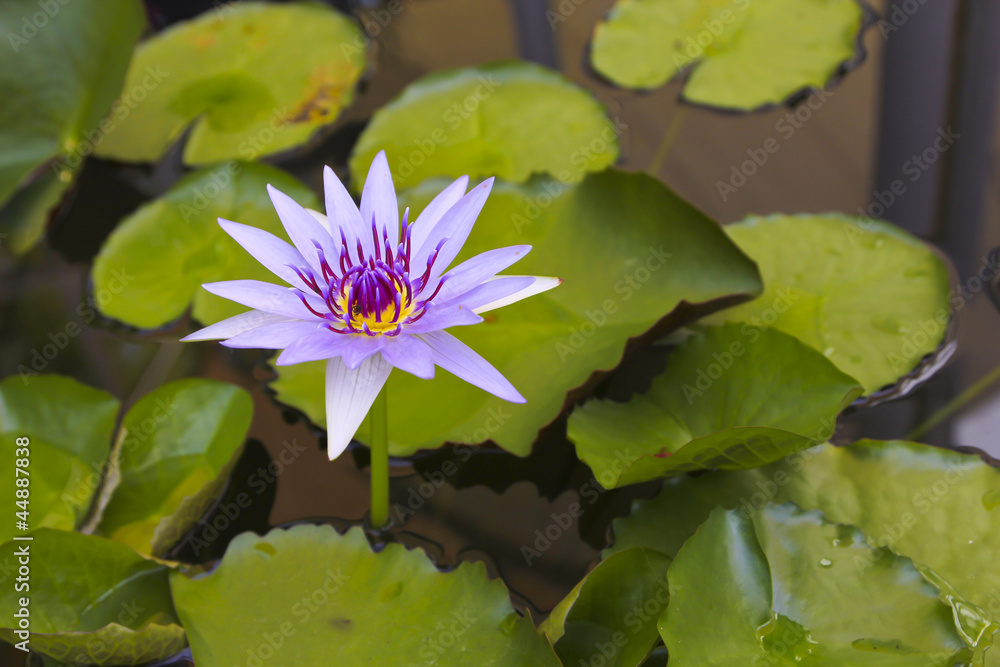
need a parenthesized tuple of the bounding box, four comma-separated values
(182, 151, 559, 461)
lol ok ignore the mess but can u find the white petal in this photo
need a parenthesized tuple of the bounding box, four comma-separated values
(181, 311, 292, 342)
(419, 330, 524, 403)
(474, 276, 561, 314)
(325, 355, 392, 460)
(323, 166, 369, 255)
(410, 176, 469, 255)
(359, 151, 399, 248)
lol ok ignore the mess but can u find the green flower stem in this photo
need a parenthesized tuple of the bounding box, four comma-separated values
(907, 360, 1000, 441)
(648, 106, 688, 176)
(369, 387, 390, 528)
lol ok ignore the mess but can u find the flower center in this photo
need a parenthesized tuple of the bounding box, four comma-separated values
(290, 210, 446, 337)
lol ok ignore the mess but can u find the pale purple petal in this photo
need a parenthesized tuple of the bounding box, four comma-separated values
(419, 330, 524, 403)
(267, 184, 337, 276)
(201, 280, 323, 320)
(428, 245, 531, 302)
(410, 176, 469, 255)
(438, 275, 534, 312)
(323, 166, 369, 254)
(218, 219, 313, 292)
(325, 355, 392, 460)
(181, 310, 292, 342)
(380, 335, 435, 379)
(412, 178, 494, 284)
(402, 304, 483, 334)
(340, 334, 387, 369)
(222, 321, 325, 349)
(472, 276, 561, 314)
(275, 329, 354, 365)
(359, 151, 399, 247)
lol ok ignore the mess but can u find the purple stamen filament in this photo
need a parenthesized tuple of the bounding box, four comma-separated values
(293, 213, 445, 336)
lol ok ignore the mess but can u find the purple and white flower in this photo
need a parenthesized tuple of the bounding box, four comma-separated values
(182, 151, 559, 459)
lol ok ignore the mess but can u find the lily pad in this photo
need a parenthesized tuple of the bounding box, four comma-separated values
(703, 215, 952, 394)
(568, 325, 862, 488)
(271, 169, 763, 456)
(607, 440, 1000, 642)
(96, 379, 253, 556)
(0, 0, 144, 252)
(349, 61, 620, 192)
(660, 505, 968, 665)
(92, 162, 320, 329)
(94, 2, 367, 165)
(542, 548, 671, 667)
(590, 0, 865, 110)
(0, 529, 185, 665)
(170, 524, 561, 666)
(0, 375, 119, 542)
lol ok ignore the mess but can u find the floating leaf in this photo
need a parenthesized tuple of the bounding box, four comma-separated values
(94, 2, 367, 165)
(590, 0, 865, 110)
(0, 529, 184, 665)
(271, 170, 762, 456)
(92, 162, 319, 329)
(568, 325, 862, 488)
(0, 0, 144, 252)
(350, 61, 620, 192)
(542, 548, 671, 667)
(0, 375, 119, 542)
(660, 505, 967, 665)
(608, 440, 1000, 642)
(96, 379, 253, 556)
(703, 215, 951, 394)
(170, 524, 561, 665)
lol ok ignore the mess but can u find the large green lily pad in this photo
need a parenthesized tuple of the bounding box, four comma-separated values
(271, 170, 763, 456)
(94, 2, 367, 165)
(568, 325, 862, 487)
(0, 0, 144, 252)
(590, 0, 865, 110)
(0, 529, 185, 665)
(607, 440, 1000, 645)
(661, 505, 968, 665)
(0, 374, 252, 557)
(92, 162, 319, 329)
(542, 548, 671, 667)
(703, 215, 952, 394)
(0, 375, 120, 542)
(96, 379, 253, 556)
(170, 524, 561, 665)
(349, 61, 620, 192)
